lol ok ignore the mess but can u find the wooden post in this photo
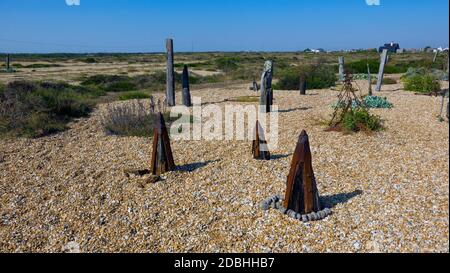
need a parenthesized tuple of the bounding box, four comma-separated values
(260, 60, 274, 113)
(338, 57, 345, 82)
(252, 79, 259, 92)
(150, 112, 175, 175)
(433, 51, 439, 63)
(367, 63, 373, 96)
(299, 77, 307, 95)
(182, 65, 192, 107)
(252, 120, 271, 160)
(6, 54, 10, 72)
(375, 49, 388, 92)
(166, 39, 176, 106)
(284, 130, 321, 214)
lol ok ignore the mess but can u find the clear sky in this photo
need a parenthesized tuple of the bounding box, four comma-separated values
(0, 0, 448, 53)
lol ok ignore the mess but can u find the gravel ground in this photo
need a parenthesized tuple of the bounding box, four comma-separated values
(0, 81, 449, 253)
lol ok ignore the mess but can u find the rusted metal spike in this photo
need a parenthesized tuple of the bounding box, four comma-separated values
(252, 121, 271, 160)
(151, 112, 175, 175)
(284, 130, 321, 214)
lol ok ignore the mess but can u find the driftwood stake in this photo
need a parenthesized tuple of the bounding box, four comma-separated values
(252, 79, 259, 92)
(150, 112, 175, 175)
(182, 65, 192, 107)
(299, 77, 307, 95)
(6, 54, 10, 71)
(252, 121, 271, 160)
(284, 130, 321, 214)
(338, 57, 345, 82)
(376, 49, 388, 92)
(433, 51, 439, 63)
(166, 39, 176, 106)
(260, 60, 274, 113)
(367, 63, 373, 96)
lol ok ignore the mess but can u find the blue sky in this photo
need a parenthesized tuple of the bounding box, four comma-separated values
(0, 0, 448, 53)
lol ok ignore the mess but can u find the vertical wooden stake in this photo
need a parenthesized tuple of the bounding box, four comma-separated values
(182, 65, 192, 107)
(299, 77, 307, 95)
(367, 63, 373, 96)
(253, 79, 259, 92)
(376, 49, 388, 92)
(433, 51, 439, 63)
(151, 112, 175, 175)
(252, 121, 271, 160)
(6, 54, 10, 72)
(338, 57, 345, 82)
(166, 39, 176, 106)
(260, 60, 274, 113)
(284, 130, 321, 214)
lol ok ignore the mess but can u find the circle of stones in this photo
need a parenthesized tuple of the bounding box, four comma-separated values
(260, 195, 332, 223)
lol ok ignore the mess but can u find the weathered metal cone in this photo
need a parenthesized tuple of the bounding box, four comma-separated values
(284, 130, 322, 214)
(150, 112, 175, 175)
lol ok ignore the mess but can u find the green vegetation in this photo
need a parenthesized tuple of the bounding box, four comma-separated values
(101, 99, 192, 137)
(403, 74, 441, 93)
(10, 63, 63, 69)
(341, 108, 383, 133)
(0, 81, 103, 138)
(215, 57, 240, 72)
(274, 63, 337, 90)
(363, 96, 393, 109)
(118, 91, 151, 101)
(83, 57, 97, 63)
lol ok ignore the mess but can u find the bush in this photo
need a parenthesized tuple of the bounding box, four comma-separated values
(118, 91, 151, 101)
(342, 108, 383, 133)
(83, 58, 97, 63)
(403, 74, 441, 93)
(215, 57, 240, 72)
(0, 80, 98, 138)
(274, 64, 337, 90)
(80, 72, 181, 93)
(101, 100, 158, 137)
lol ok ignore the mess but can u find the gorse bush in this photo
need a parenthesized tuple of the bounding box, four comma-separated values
(274, 63, 337, 90)
(215, 57, 240, 72)
(403, 74, 441, 93)
(341, 108, 383, 133)
(0, 80, 100, 137)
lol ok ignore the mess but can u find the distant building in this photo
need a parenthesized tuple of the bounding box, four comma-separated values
(379, 42, 400, 53)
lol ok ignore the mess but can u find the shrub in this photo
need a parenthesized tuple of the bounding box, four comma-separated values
(274, 64, 336, 90)
(0, 80, 98, 138)
(101, 100, 158, 137)
(215, 57, 240, 72)
(342, 108, 383, 133)
(83, 57, 97, 63)
(363, 96, 393, 109)
(118, 91, 151, 101)
(80, 72, 181, 93)
(403, 74, 441, 93)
